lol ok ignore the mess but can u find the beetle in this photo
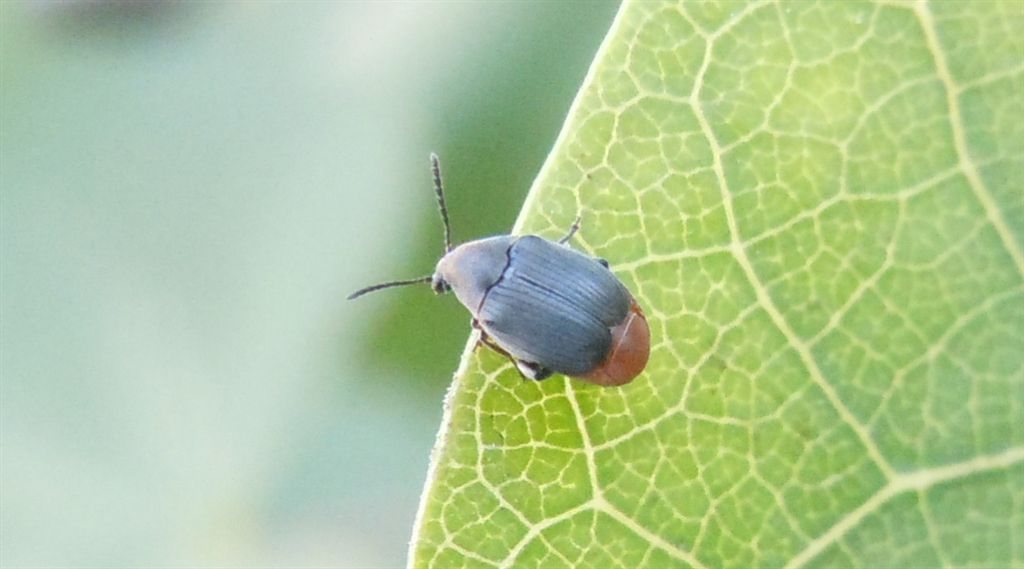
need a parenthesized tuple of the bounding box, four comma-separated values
(348, 154, 649, 386)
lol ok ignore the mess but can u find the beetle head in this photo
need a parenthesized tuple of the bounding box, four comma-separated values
(430, 236, 513, 312)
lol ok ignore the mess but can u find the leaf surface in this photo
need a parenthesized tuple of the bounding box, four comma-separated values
(410, 1, 1024, 567)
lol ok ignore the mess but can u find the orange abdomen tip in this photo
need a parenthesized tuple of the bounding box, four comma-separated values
(583, 301, 650, 386)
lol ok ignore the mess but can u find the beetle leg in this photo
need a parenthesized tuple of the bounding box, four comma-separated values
(595, 257, 609, 268)
(471, 319, 495, 351)
(477, 332, 532, 381)
(479, 335, 512, 358)
(558, 215, 582, 245)
(473, 319, 514, 358)
(472, 319, 553, 381)
(483, 337, 541, 381)
(514, 360, 554, 381)
(471, 318, 484, 348)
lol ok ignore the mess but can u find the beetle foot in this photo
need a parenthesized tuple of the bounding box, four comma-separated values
(515, 360, 553, 381)
(558, 216, 582, 245)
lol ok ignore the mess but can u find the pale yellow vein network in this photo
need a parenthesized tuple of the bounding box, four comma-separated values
(412, 0, 1024, 567)
(912, 0, 1024, 277)
(692, 0, 900, 475)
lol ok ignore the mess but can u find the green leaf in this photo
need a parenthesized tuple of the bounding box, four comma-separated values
(408, 1, 1024, 567)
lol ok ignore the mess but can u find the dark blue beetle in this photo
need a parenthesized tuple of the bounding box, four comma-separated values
(349, 155, 649, 386)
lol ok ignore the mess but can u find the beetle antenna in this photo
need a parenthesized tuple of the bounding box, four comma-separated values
(347, 276, 433, 300)
(430, 153, 453, 253)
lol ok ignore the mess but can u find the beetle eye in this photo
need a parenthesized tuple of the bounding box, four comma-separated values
(431, 277, 450, 294)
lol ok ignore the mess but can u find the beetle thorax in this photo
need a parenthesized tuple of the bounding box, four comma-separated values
(433, 235, 516, 313)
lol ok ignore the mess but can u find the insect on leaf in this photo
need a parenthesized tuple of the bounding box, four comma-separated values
(409, 1, 1024, 567)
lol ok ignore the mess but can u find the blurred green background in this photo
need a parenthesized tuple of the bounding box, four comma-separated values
(1, 2, 617, 567)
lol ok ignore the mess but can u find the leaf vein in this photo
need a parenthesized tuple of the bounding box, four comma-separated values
(690, 12, 898, 481)
(785, 445, 1024, 569)
(913, 0, 1024, 277)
